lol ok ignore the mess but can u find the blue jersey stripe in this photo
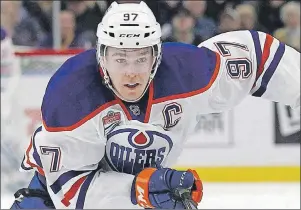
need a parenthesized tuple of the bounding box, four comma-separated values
(76, 168, 99, 208)
(20, 155, 33, 170)
(50, 170, 90, 194)
(252, 42, 285, 97)
(249, 30, 262, 70)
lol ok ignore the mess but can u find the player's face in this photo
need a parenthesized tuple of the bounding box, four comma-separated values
(104, 46, 154, 101)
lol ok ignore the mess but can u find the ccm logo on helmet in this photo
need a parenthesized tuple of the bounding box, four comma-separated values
(120, 34, 140, 38)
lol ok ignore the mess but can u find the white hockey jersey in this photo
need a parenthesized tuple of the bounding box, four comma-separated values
(21, 30, 300, 209)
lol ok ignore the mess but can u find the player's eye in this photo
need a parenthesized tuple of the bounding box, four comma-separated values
(137, 57, 147, 63)
(116, 59, 126, 64)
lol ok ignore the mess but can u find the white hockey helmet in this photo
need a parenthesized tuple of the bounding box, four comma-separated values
(96, 1, 162, 102)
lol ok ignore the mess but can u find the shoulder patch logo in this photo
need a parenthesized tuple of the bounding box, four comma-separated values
(103, 111, 121, 125)
(103, 111, 121, 135)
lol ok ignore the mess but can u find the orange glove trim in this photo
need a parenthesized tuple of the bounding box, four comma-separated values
(135, 168, 157, 208)
(188, 169, 203, 203)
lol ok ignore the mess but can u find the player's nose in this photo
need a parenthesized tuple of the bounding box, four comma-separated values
(124, 66, 139, 76)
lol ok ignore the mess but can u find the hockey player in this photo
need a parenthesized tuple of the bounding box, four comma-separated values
(11, 1, 300, 209)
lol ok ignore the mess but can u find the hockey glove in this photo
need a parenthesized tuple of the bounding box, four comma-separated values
(131, 168, 203, 209)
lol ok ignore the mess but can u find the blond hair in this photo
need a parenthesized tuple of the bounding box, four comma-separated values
(236, 3, 257, 21)
(280, 1, 300, 24)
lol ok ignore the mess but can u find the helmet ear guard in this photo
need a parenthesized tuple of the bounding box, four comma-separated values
(96, 1, 162, 102)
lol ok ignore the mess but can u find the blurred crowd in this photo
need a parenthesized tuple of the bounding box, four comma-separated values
(1, 0, 300, 51)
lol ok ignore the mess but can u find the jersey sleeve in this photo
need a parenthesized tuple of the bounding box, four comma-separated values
(198, 30, 300, 111)
(20, 120, 135, 208)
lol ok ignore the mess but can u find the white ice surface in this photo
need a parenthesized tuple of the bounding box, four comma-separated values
(2, 182, 300, 209)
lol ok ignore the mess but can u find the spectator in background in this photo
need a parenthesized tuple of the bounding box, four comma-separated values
(39, 10, 96, 49)
(183, 0, 217, 40)
(257, 0, 286, 34)
(163, 8, 204, 46)
(22, 1, 52, 35)
(159, 0, 184, 39)
(216, 8, 241, 35)
(64, 0, 104, 34)
(274, 1, 300, 51)
(157, 1, 183, 25)
(205, 0, 243, 22)
(0, 1, 46, 46)
(235, 3, 268, 32)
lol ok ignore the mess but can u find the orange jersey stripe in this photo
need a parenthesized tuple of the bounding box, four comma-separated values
(153, 52, 221, 104)
(144, 81, 154, 123)
(43, 100, 118, 132)
(115, 96, 132, 120)
(61, 175, 87, 207)
(253, 34, 274, 87)
(25, 138, 45, 176)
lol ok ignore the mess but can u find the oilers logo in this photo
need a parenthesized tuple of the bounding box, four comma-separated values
(105, 127, 173, 175)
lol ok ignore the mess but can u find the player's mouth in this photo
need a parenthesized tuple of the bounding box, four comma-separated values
(124, 83, 140, 89)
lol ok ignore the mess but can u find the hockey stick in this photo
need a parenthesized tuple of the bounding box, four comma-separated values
(174, 188, 198, 209)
